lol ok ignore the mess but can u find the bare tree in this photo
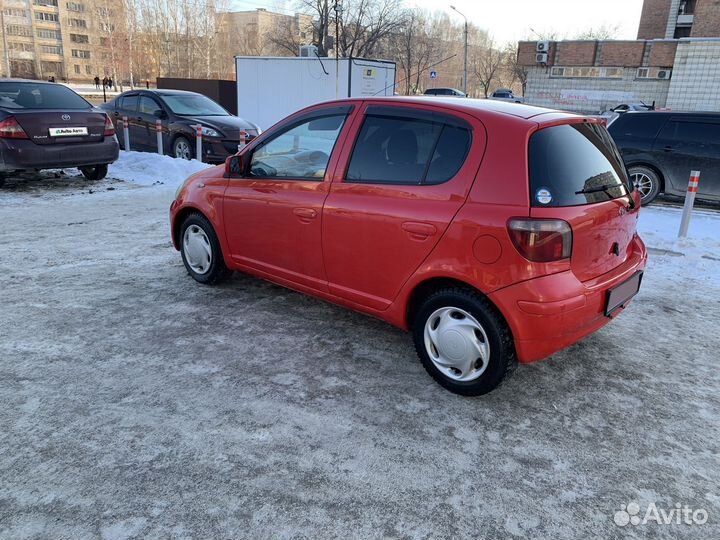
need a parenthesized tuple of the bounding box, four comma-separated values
(574, 24, 620, 40)
(471, 36, 505, 98)
(503, 42, 527, 95)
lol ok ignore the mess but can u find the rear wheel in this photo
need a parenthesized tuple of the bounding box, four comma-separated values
(173, 136, 193, 160)
(628, 165, 661, 205)
(412, 288, 516, 396)
(179, 213, 230, 285)
(79, 164, 108, 181)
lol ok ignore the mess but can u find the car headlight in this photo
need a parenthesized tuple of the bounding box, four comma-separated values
(200, 126, 221, 137)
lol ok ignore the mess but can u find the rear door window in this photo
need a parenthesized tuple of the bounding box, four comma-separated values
(609, 113, 667, 140)
(139, 96, 160, 115)
(346, 112, 471, 185)
(659, 119, 720, 145)
(529, 123, 632, 207)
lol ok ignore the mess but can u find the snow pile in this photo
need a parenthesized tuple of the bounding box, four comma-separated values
(638, 206, 720, 287)
(107, 151, 214, 187)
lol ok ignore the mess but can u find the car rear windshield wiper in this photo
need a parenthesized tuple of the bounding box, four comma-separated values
(575, 183, 635, 209)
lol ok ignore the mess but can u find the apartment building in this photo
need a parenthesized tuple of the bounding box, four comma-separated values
(0, 0, 125, 81)
(637, 0, 720, 39)
(217, 8, 314, 58)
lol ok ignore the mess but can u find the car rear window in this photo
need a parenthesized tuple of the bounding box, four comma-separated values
(529, 123, 632, 207)
(0, 82, 90, 109)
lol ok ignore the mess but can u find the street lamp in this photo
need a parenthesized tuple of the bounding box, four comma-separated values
(450, 5, 468, 96)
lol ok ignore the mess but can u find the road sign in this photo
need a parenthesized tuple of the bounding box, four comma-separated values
(430, 71, 437, 79)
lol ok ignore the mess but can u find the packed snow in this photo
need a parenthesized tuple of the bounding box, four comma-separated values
(106, 151, 214, 186)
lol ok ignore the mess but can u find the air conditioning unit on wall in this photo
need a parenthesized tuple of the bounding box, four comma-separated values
(657, 69, 672, 80)
(536, 41, 550, 53)
(536, 52, 548, 64)
(636, 67, 672, 80)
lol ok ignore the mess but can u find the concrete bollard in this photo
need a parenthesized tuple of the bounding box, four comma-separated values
(155, 119, 163, 155)
(194, 124, 202, 162)
(678, 170, 701, 238)
(122, 115, 130, 151)
(238, 131, 248, 152)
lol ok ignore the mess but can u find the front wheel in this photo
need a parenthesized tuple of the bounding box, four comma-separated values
(412, 288, 516, 396)
(79, 164, 108, 180)
(179, 213, 230, 285)
(628, 165, 661, 205)
(173, 136, 193, 160)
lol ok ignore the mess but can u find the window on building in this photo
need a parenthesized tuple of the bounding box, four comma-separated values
(66, 1, 85, 11)
(3, 8, 29, 17)
(99, 22, 114, 32)
(346, 112, 472, 185)
(70, 33, 89, 43)
(35, 11, 59, 21)
(96, 6, 112, 16)
(7, 25, 33, 37)
(41, 45, 62, 54)
(99, 37, 107, 46)
(8, 42, 34, 52)
(674, 26, 692, 38)
(41, 61, 63, 74)
(36, 28, 61, 39)
(550, 66, 623, 79)
(33, 0, 58, 6)
(68, 18, 87, 28)
(71, 49, 90, 58)
(86, 65, 92, 75)
(74, 64, 81, 74)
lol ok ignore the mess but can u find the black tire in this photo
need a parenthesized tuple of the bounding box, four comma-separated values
(628, 165, 661, 205)
(79, 164, 108, 181)
(412, 287, 517, 396)
(173, 136, 193, 160)
(179, 212, 230, 285)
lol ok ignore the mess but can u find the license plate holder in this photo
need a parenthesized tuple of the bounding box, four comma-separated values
(605, 271, 643, 316)
(49, 127, 88, 137)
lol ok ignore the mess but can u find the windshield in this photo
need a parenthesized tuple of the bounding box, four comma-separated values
(529, 123, 632, 207)
(161, 94, 228, 116)
(0, 82, 90, 110)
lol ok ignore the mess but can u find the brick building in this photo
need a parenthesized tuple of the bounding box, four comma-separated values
(517, 0, 720, 112)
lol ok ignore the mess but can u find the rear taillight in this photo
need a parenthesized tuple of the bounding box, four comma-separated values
(103, 115, 115, 137)
(507, 218, 572, 262)
(0, 117, 28, 139)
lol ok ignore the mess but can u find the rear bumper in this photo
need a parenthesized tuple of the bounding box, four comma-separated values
(0, 136, 119, 172)
(489, 234, 648, 363)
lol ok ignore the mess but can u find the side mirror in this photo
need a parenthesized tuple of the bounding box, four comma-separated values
(153, 109, 166, 118)
(225, 153, 246, 177)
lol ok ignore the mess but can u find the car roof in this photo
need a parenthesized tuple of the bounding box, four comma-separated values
(623, 110, 720, 118)
(116, 89, 201, 97)
(335, 96, 579, 122)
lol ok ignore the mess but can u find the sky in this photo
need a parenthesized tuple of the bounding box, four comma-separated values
(228, 0, 646, 46)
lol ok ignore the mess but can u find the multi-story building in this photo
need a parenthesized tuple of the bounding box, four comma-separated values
(0, 0, 125, 82)
(638, 0, 720, 39)
(217, 8, 314, 60)
(517, 0, 720, 112)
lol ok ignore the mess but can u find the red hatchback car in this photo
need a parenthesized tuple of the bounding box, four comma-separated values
(170, 98, 647, 396)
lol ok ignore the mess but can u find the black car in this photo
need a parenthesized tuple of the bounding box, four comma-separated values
(0, 79, 118, 184)
(609, 111, 720, 205)
(101, 90, 260, 162)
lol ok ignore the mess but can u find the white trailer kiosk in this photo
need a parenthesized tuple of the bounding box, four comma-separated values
(235, 56, 396, 131)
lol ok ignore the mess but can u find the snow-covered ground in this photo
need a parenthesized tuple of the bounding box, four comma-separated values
(0, 151, 718, 539)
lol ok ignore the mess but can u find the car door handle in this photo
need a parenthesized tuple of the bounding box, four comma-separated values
(402, 221, 437, 240)
(293, 208, 317, 222)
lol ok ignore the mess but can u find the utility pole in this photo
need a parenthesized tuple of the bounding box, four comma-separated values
(450, 5, 467, 95)
(0, 0, 12, 78)
(333, 0, 341, 98)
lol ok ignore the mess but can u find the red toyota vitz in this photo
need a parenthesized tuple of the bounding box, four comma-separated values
(170, 98, 647, 396)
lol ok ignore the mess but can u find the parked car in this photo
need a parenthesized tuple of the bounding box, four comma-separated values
(489, 88, 524, 103)
(101, 89, 260, 163)
(0, 79, 118, 185)
(423, 88, 466, 97)
(170, 98, 647, 396)
(608, 111, 720, 204)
